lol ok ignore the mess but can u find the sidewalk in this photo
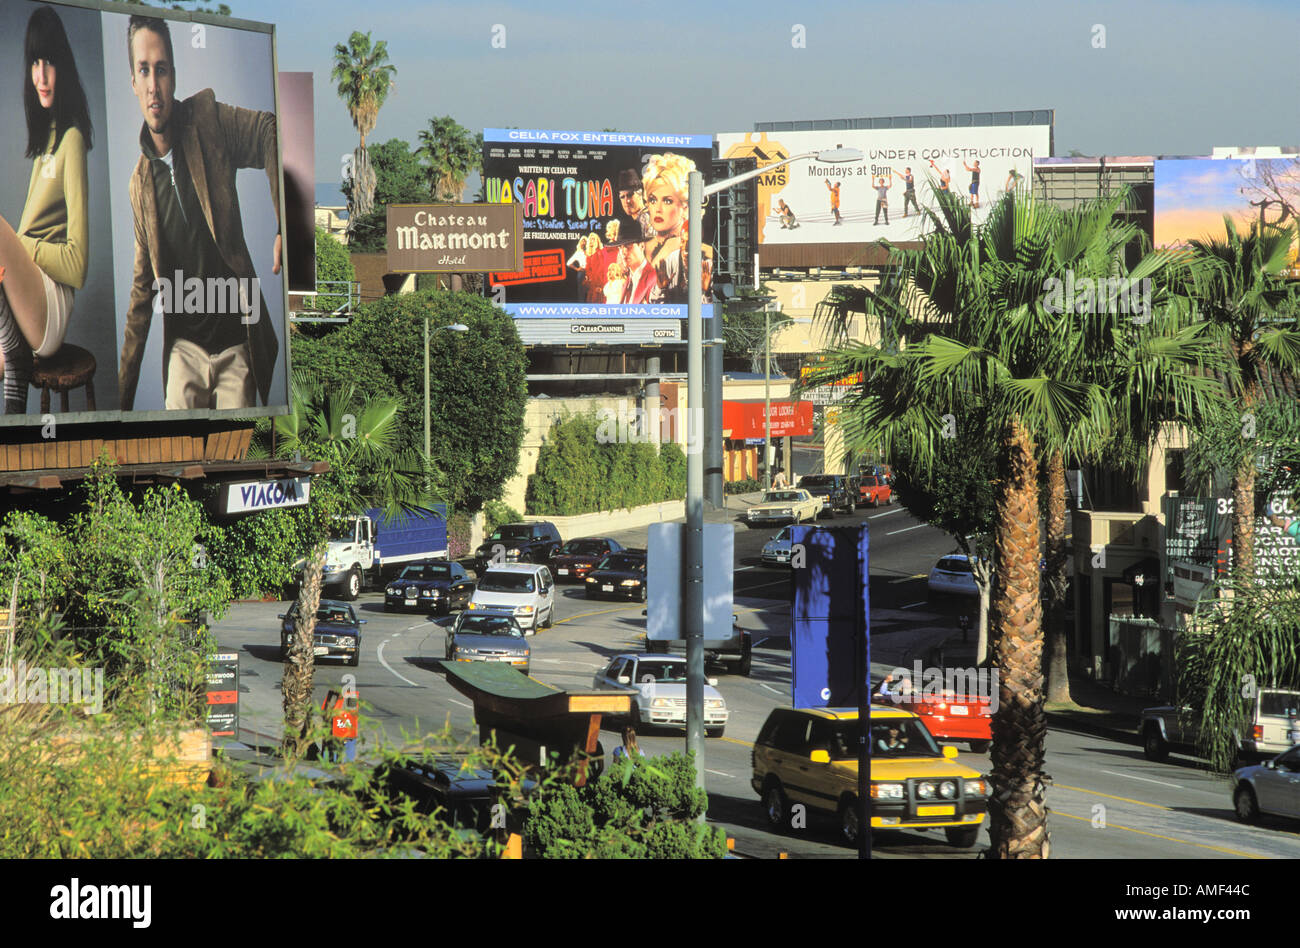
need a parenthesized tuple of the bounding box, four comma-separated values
(933, 626, 1145, 746)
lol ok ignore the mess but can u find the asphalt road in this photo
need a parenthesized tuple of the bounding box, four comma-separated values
(210, 502, 1300, 858)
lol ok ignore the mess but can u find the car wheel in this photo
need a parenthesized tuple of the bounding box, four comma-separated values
(846, 499, 856, 515)
(736, 643, 752, 677)
(838, 796, 860, 846)
(1233, 784, 1260, 823)
(763, 779, 789, 830)
(945, 825, 981, 848)
(343, 566, 362, 601)
(541, 606, 553, 629)
(969, 739, 990, 753)
(280, 647, 289, 662)
(639, 585, 647, 603)
(1142, 725, 1169, 763)
(706, 726, 725, 739)
(347, 649, 359, 668)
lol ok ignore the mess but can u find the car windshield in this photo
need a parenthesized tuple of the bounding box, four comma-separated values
(773, 527, 791, 542)
(315, 606, 355, 625)
(476, 572, 536, 593)
(598, 554, 644, 572)
(937, 557, 973, 573)
(328, 521, 357, 541)
(399, 564, 451, 580)
(862, 476, 880, 486)
(457, 616, 522, 637)
(634, 661, 688, 683)
(560, 540, 607, 555)
(868, 718, 943, 758)
(1260, 691, 1300, 716)
(489, 526, 531, 542)
(764, 491, 801, 502)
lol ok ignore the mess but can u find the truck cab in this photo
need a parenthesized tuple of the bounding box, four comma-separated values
(305, 507, 448, 601)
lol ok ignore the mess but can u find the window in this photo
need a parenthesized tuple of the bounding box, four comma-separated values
(477, 572, 536, 593)
(771, 714, 812, 753)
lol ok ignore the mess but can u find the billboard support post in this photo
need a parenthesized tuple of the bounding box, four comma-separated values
(686, 171, 706, 801)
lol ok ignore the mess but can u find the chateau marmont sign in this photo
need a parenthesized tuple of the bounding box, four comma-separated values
(387, 204, 524, 273)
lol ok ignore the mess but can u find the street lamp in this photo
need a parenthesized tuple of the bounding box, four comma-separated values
(425, 321, 470, 496)
(684, 146, 862, 794)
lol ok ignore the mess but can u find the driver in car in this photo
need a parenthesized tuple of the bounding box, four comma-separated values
(876, 724, 909, 754)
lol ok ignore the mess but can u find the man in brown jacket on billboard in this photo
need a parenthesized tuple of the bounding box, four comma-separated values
(119, 15, 281, 411)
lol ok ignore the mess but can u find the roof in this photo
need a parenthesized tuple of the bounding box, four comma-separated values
(615, 652, 686, 662)
(480, 563, 548, 575)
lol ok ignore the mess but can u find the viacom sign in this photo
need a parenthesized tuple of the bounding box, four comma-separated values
(220, 477, 312, 515)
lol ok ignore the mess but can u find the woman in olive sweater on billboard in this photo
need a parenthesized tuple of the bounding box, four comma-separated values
(0, 5, 92, 414)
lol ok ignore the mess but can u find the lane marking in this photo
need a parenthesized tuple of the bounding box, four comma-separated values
(900, 601, 927, 610)
(1050, 810, 1267, 859)
(720, 736, 755, 748)
(447, 698, 472, 710)
(1099, 769, 1184, 789)
(886, 524, 927, 536)
(1053, 784, 1171, 811)
(888, 574, 928, 584)
(376, 639, 421, 687)
(706, 769, 734, 778)
(554, 605, 638, 624)
(735, 566, 756, 572)
(869, 508, 903, 519)
(760, 683, 785, 696)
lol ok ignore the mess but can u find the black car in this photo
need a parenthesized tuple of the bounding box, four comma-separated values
(474, 521, 562, 575)
(549, 537, 624, 582)
(798, 474, 856, 516)
(584, 550, 648, 601)
(279, 599, 364, 667)
(383, 560, 475, 615)
(368, 754, 506, 837)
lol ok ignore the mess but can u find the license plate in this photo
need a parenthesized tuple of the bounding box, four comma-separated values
(951, 706, 969, 715)
(917, 805, 955, 817)
(313, 646, 328, 656)
(558, 568, 568, 575)
(602, 584, 614, 592)
(405, 598, 417, 605)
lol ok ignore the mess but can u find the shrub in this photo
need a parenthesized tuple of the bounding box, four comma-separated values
(725, 478, 764, 495)
(483, 500, 522, 535)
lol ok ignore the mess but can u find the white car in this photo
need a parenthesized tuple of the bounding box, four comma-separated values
(1233, 745, 1300, 823)
(592, 653, 729, 737)
(928, 554, 980, 597)
(466, 563, 556, 633)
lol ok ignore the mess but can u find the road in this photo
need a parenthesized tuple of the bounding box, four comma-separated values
(210, 501, 1300, 858)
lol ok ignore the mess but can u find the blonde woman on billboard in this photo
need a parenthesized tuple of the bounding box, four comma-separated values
(0, 5, 93, 414)
(641, 152, 692, 304)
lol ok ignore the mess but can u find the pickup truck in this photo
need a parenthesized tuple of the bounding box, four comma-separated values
(1141, 687, 1300, 763)
(643, 609, 752, 676)
(307, 506, 448, 601)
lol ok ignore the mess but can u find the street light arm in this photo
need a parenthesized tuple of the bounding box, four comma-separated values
(702, 152, 820, 197)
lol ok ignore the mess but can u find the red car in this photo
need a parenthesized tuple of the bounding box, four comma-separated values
(858, 474, 893, 507)
(549, 537, 623, 582)
(873, 684, 991, 753)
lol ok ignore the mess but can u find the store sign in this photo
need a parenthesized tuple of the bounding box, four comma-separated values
(222, 477, 312, 514)
(722, 400, 815, 439)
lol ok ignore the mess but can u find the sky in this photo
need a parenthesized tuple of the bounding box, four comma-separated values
(256, 0, 1300, 197)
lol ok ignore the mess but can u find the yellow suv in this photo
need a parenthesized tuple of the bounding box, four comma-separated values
(751, 706, 989, 847)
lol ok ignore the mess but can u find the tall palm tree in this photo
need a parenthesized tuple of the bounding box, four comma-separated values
(810, 187, 1221, 855)
(417, 116, 482, 202)
(331, 31, 397, 222)
(1180, 219, 1300, 581)
(251, 371, 430, 758)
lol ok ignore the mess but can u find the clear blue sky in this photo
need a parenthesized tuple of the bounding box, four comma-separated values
(263, 0, 1300, 194)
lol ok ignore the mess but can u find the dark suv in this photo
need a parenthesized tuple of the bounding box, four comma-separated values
(797, 474, 856, 517)
(474, 521, 562, 575)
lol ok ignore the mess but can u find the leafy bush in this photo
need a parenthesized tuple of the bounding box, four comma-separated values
(725, 478, 763, 495)
(205, 507, 308, 600)
(447, 509, 472, 560)
(483, 500, 522, 535)
(522, 751, 726, 859)
(525, 414, 687, 516)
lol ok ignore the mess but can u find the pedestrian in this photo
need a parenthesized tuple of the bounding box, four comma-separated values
(772, 469, 789, 489)
(613, 725, 644, 761)
(320, 688, 358, 762)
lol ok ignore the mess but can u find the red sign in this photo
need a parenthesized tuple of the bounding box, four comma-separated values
(722, 400, 814, 439)
(491, 248, 567, 286)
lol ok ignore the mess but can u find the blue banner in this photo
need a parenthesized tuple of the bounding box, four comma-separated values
(790, 525, 869, 708)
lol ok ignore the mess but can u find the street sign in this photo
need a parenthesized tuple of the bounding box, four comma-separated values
(206, 653, 239, 738)
(647, 523, 734, 641)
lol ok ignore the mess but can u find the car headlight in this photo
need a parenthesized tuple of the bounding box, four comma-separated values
(586, 577, 597, 583)
(620, 579, 640, 587)
(781, 508, 792, 516)
(939, 781, 958, 799)
(507, 548, 521, 555)
(651, 698, 673, 709)
(871, 783, 905, 800)
(705, 698, 725, 709)
(427, 589, 440, 597)
(341, 636, 356, 648)
(965, 779, 990, 796)
(387, 586, 399, 594)
(514, 605, 535, 615)
(917, 782, 937, 800)
(467, 602, 481, 610)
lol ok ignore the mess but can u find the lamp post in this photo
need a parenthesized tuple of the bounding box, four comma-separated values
(425, 320, 469, 497)
(685, 146, 862, 794)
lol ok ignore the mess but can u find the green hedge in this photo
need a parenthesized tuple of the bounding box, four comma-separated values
(524, 414, 687, 516)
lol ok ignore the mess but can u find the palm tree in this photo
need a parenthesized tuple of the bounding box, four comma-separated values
(1179, 219, 1300, 581)
(810, 187, 1222, 855)
(251, 371, 430, 758)
(331, 31, 397, 223)
(417, 116, 482, 202)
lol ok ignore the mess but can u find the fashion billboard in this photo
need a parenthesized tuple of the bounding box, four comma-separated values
(482, 129, 715, 320)
(716, 127, 1049, 246)
(0, 1, 288, 425)
(1155, 157, 1300, 272)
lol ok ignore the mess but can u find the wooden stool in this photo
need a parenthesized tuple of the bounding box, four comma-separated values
(31, 344, 96, 414)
